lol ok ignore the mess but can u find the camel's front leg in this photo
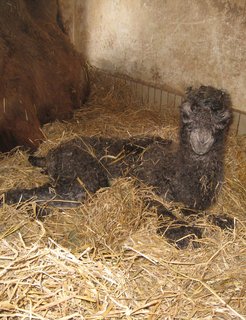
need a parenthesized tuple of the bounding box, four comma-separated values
(146, 199, 203, 249)
(1, 179, 90, 218)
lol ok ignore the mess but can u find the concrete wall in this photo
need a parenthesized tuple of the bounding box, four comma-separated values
(59, 0, 246, 113)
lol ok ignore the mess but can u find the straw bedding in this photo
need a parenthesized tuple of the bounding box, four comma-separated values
(0, 70, 245, 319)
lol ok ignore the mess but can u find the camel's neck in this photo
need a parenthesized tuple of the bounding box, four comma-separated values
(173, 135, 226, 210)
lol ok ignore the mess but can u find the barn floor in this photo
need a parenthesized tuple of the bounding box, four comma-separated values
(0, 70, 245, 319)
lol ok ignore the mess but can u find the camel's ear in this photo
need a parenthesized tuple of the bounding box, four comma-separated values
(181, 101, 193, 123)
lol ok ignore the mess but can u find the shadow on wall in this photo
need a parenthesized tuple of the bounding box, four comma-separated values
(58, 0, 246, 135)
(58, 0, 89, 59)
(68, 0, 246, 114)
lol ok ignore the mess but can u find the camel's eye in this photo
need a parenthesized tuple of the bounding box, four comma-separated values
(182, 112, 192, 124)
(181, 102, 193, 123)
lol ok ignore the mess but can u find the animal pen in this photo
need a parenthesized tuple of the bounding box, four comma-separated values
(0, 1, 246, 319)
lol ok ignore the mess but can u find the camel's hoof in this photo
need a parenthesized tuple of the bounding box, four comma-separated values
(209, 214, 235, 230)
(157, 220, 203, 249)
(180, 208, 199, 216)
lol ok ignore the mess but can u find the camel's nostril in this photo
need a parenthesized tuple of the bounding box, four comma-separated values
(199, 136, 210, 145)
(199, 137, 205, 144)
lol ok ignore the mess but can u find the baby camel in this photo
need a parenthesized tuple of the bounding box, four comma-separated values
(4, 86, 234, 247)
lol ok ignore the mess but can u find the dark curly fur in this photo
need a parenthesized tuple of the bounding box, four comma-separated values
(3, 86, 233, 248)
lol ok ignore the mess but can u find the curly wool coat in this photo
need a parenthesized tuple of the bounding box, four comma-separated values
(5, 86, 232, 212)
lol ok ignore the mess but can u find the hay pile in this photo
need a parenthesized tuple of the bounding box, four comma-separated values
(0, 71, 245, 319)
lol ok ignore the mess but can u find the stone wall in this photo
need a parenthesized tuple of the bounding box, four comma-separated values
(59, 0, 246, 134)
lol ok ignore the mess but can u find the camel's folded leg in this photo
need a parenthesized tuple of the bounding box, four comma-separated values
(146, 199, 203, 249)
(1, 181, 88, 218)
(154, 202, 234, 248)
(3, 183, 56, 205)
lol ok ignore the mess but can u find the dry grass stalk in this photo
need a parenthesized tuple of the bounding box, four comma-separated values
(0, 68, 245, 319)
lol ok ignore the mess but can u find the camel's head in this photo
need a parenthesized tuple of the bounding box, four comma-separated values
(180, 86, 232, 155)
